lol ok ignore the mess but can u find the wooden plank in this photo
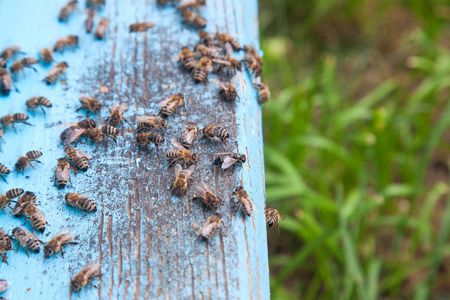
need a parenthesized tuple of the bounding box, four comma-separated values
(0, 0, 268, 299)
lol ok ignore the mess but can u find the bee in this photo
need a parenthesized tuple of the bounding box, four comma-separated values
(136, 131, 164, 150)
(65, 193, 97, 215)
(181, 10, 206, 28)
(193, 56, 212, 83)
(158, 93, 184, 118)
(213, 152, 246, 170)
(1, 45, 22, 60)
(212, 43, 242, 76)
(157, 0, 180, 6)
(194, 213, 223, 242)
(86, 0, 105, 8)
(60, 119, 96, 145)
(26, 97, 52, 115)
(77, 96, 102, 114)
(265, 208, 286, 229)
(0, 128, 3, 152)
(194, 44, 228, 61)
(136, 116, 167, 132)
(0, 68, 16, 95)
(85, 8, 96, 33)
(70, 263, 102, 292)
(0, 58, 5, 68)
(0, 238, 13, 264)
(232, 186, 253, 217)
(0, 279, 9, 293)
(10, 57, 39, 74)
(95, 18, 110, 40)
(58, 0, 78, 22)
(89, 125, 118, 144)
(0, 195, 15, 212)
(54, 36, 78, 52)
(0, 164, 10, 183)
(54, 158, 72, 189)
(1, 113, 32, 132)
(166, 139, 199, 167)
(45, 62, 68, 85)
(199, 30, 214, 47)
(44, 231, 78, 258)
(12, 191, 37, 217)
(177, 0, 205, 10)
(11, 227, 43, 256)
(172, 163, 196, 196)
(15, 151, 43, 173)
(180, 122, 198, 149)
(172, 47, 196, 70)
(0, 229, 10, 243)
(40, 48, 54, 64)
(254, 82, 270, 104)
(192, 181, 223, 210)
(242, 46, 263, 77)
(64, 146, 89, 172)
(23, 204, 48, 233)
(201, 125, 229, 142)
(215, 32, 241, 51)
(108, 103, 129, 128)
(5, 188, 24, 200)
(129, 22, 155, 33)
(210, 73, 242, 102)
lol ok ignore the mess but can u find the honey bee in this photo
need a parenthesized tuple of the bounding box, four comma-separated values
(23, 203, 48, 233)
(0, 279, 9, 293)
(5, 188, 24, 200)
(0, 58, 6, 68)
(26, 97, 52, 115)
(108, 103, 129, 128)
(0, 68, 17, 95)
(65, 193, 97, 215)
(89, 125, 118, 144)
(193, 56, 212, 83)
(11, 227, 43, 256)
(60, 119, 96, 145)
(1, 45, 22, 60)
(70, 263, 102, 292)
(213, 152, 246, 170)
(40, 48, 54, 64)
(44, 231, 78, 258)
(215, 32, 241, 51)
(166, 139, 199, 167)
(180, 122, 198, 149)
(85, 8, 96, 33)
(157, 0, 180, 6)
(212, 43, 242, 76)
(64, 146, 89, 172)
(181, 10, 206, 28)
(158, 93, 184, 118)
(86, 0, 105, 8)
(77, 96, 102, 114)
(45, 62, 68, 85)
(129, 22, 155, 32)
(210, 73, 242, 102)
(254, 82, 270, 104)
(1, 113, 32, 132)
(15, 151, 43, 173)
(232, 186, 253, 217)
(194, 44, 228, 61)
(136, 130, 164, 150)
(192, 181, 223, 210)
(0, 164, 10, 183)
(177, 0, 205, 10)
(136, 116, 167, 132)
(95, 18, 110, 40)
(201, 125, 229, 142)
(0, 195, 14, 212)
(265, 208, 286, 229)
(242, 46, 263, 77)
(54, 36, 78, 52)
(54, 158, 72, 189)
(172, 163, 196, 196)
(194, 213, 223, 242)
(58, 0, 78, 22)
(199, 30, 214, 47)
(172, 47, 196, 70)
(12, 191, 37, 217)
(10, 57, 39, 74)
(0, 238, 13, 264)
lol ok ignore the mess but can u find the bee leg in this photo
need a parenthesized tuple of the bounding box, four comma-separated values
(28, 66, 38, 73)
(29, 163, 36, 170)
(40, 106, 46, 116)
(0, 254, 8, 265)
(87, 281, 99, 289)
(233, 202, 242, 216)
(219, 227, 227, 238)
(11, 125, 17, 134)
(60, 248, 65, 258)
(25, 247, 30, 257)
(0, 176, 8, 184)
(77, 205, 87, 217)
(15, 241, 20, 252)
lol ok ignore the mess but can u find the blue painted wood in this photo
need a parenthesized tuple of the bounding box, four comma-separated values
(0, 0, 268, 299)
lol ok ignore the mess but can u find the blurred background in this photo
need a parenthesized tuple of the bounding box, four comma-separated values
(259, 1, 450, 299)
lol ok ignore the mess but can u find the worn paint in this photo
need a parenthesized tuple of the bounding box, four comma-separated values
(0, 0, 268, 299)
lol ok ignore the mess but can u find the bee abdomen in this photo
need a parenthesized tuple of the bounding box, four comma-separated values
(0, 164, 10, 175)
(243, 201, 254, 216)
(31, 216, 46, 233)
(27, 239, 41, 253)
(102, 125, 118, 135)
(5, 188, 24, 200)
(73, 157, 88, 172)
(213, 127, 229, 140)
(194, 16, 206, 28)
(194, 68, 207, 83)
(79, 197, 97, 213)
(12, 113, 29, 122)
(166, 149, 181, 159)
(26, 150, 42, 160)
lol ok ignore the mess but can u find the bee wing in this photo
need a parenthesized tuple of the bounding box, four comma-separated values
(221, 156, 238, 169)
(199, 221, 215, 235)
(62, 128, 86, 145)
(136, 115, 156, 124)
(186, 164, 196, 177)
(25, 230, 40, 241)
(195, 185, 207, 199)
(279, 213, 287, 221)
(182, 127, 196, 143)
(225, 42, 234, 57)
(54, 122, 78, 128)
(212, 58, 230, 66)
(171, 138, 187, 151)
(209, 79, 227, 90)
(174, 163, 182, 176)
(158, 97, 172, 107)
(118, 103, 129, 114)
(171, 54, 181, 62)
(231, 72, 245, 94)
(199, 181, 214, 195)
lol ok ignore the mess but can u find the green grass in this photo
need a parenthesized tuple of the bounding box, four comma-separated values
(259, 1, 450, 299)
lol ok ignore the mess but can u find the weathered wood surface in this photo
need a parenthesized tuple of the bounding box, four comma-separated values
(0, 0, 268, 299)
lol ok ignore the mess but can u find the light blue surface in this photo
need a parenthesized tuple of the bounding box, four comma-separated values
(0, 0, 268, 299)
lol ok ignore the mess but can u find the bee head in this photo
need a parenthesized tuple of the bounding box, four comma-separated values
(43, 245, 52, 259)
(241, 155, 247, 163)
(88, 119, 97, 128)
(161, 119, 168, 128)
(214, 213, 223, 219)
(192, 153, 198, 162)
(235, 186, 243, 193)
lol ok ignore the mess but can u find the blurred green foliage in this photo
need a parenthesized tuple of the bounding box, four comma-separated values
(259, 1, 450, 299)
